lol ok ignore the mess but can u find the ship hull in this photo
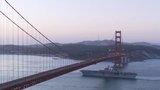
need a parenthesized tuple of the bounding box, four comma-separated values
(81, 70, 137, 79)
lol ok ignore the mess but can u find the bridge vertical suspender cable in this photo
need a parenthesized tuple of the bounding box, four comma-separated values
(0, 11, 60, 55)
(4, 0, 68, 55)
(0, 1, 127, 89)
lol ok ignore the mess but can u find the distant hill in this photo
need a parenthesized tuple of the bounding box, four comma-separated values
(77, 40, 114, 46)
(132, 42, 152, 46)
(131, 42, 160, 49)
(0, 40, 160, 61)
(77, 40, 160, 48)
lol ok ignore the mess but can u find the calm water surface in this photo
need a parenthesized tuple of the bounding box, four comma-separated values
(0, 55, 160, 90)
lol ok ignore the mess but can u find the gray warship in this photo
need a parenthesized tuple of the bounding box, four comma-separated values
(81, 66, 137, 79)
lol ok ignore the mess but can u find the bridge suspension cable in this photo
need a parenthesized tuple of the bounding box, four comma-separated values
(0, 1, 127, 89)
(4, 0, 68, 55)
(0, 10, 58, 55)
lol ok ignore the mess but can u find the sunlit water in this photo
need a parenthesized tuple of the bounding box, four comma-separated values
(0, 55, 160, 90)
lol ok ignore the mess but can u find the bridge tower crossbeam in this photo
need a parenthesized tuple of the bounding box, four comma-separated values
(114, 31, 122, 67)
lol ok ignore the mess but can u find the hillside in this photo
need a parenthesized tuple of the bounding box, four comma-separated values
(77, 40, 114, 46)
(0, 41, 160, 61)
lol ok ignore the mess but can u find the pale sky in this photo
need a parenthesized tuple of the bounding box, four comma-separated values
(0, 0, 160, 44)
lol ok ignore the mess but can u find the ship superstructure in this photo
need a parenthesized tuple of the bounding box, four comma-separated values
(81, 66, 137, 79)
(81, 31, 137, 79)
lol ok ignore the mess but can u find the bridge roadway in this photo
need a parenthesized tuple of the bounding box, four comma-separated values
(0, 54, 124, 90)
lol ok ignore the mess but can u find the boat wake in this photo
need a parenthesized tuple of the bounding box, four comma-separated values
(136, 76, 160, 81)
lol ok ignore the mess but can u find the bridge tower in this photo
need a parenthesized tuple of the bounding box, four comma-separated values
(114, 31, 122, 68)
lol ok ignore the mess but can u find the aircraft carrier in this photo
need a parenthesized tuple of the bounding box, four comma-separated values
(81, 67, 137, 79)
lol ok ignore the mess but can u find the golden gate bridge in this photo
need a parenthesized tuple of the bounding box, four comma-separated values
(0, 0, 128, 89)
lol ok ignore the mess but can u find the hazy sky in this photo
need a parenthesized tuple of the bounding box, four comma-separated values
(1, 0, 160, 43)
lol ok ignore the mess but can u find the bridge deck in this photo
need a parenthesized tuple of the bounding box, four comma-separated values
(0, 54, 123, 90)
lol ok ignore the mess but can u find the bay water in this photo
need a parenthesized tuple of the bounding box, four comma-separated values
(0, 55, 160, 90)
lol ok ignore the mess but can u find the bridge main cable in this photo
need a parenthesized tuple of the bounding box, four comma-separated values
(4, 0, 68, 54)
(0, 10, 58, 55)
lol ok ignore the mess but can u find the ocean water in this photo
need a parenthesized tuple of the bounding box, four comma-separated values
(27, 59, 160, 90)
(0, 55, 160, 90)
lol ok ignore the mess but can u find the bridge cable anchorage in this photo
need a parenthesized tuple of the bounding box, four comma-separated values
(4, 0, 69, 56)
(0, 10, 59, 55)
